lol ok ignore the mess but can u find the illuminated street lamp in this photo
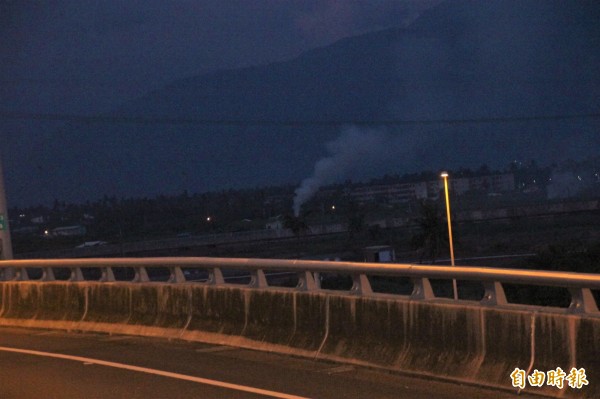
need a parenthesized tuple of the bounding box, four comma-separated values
(441, 171, 458, 300)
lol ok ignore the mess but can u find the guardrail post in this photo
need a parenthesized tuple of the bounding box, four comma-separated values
(568, 287, 599, 314)
(249, 269, 268, 288)
(296, 271, 317, 291)
(133, 267, 149, 283)
(481, 281, 507, 306)
(314, 272, 322, 289)
(168, 266, 186, 284)
(69, 267, 84, 282)
(208, 267, 225, 285)
(410, 277, 435, 300)
(100, 267, 115, 282)
(14, 268, 29, 281)
(41, 267, 56, 282)
(350, 273, 372, 295)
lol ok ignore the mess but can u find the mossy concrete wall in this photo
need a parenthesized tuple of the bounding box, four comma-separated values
(0, 281, 597, 398)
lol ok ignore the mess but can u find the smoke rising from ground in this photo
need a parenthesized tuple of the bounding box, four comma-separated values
(293, 126, 388, 216)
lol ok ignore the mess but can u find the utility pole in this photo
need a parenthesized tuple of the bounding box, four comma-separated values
(0, 157, 13, 261)
(0, 156, 14, 279)
(0, 157, 13, 260)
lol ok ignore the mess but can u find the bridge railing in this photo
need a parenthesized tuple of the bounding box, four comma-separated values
(0, 257, 599, 315)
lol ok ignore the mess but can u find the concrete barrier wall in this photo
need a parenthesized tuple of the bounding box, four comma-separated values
(0, 281, 597, 398)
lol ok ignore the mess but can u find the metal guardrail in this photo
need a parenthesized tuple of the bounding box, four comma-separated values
(0, 257, 599, 315)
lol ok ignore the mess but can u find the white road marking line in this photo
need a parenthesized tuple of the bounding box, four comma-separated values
(322, 365, 354, 375)
(194, 345, 236, 353)
(0, 346, 310, 399)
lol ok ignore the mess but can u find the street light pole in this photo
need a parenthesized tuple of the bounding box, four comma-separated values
(441, 172, 457, 300)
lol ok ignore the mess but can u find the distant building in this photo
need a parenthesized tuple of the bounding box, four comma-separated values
(51, 225, 87, 237)
(450, 177, 471, 195)
(348, 173, 515, 204)
(75, 240, 107, 248)
(83, 213, 95, 221)
(426, 180, 443, 199)
(265, 215, 284, 230)
(12, 226, 39, 235)
(363, 245, 396, 263)
(350, 182, 429, 204)
(314, 172, 517, 207)
(468, 173, 514, 193)
(547, 172, 584, 199)
(30, 216, 45, 224)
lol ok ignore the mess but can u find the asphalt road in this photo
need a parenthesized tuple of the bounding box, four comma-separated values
(0, 327, 537, 399)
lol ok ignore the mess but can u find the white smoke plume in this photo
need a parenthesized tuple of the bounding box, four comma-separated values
(293, 126, 388, 216)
